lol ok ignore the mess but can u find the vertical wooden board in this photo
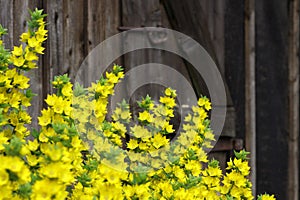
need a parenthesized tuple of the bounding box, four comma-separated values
(198, 0, 225, 80)
(224, 0, 245, 140)
(87, 0, 120, 49)
(213, 0, 225, 75)
(287, 0, 299, 198)
(43, 0, 64, 95)
(211, 0, 225, 82)
(163, 0, 219, 68)
(121, 0, 162, 104)
(45, 0, 90, 89)
(61, 0, 87, 81)
(245, 0, 256, 194)
(0, 0, 14, 48)
(83, 0, 121, 86)
(255, 0, 289, 198)
(160, 2, 195, 104)
(162, 0, 235, 138)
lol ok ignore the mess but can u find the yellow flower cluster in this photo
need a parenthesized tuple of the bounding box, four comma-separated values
(0, 8, 48, 200)
(0, 8, 276, 200)
(11, 10, 47, 70)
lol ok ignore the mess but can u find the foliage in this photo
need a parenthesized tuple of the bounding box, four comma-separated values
(0, 9, 276, 200)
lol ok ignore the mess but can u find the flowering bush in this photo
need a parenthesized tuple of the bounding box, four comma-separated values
(0, 9, 276, 200)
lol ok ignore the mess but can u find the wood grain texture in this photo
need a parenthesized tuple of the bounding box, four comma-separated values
(287, 0, 299, 199)
(256, 0, 289, 198)
(162, 0, 235, 137)
(245, 0, 256, 196)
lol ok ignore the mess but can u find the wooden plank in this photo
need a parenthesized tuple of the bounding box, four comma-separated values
(43, 0, 64, 95)
(84, 0, 121, 86)
(61, 0, 87, 81)
(255, 0, 289, 198)
(162, 0, 235, 138)
(0, 0, 13, 48)
(160, 3, 194, 101)
(287, 0, 299, 199)
(41, 0, 88, 92)
(224, 1, 245, 140)
(45, 0, 121, 88)
(245, 0, 256, 196)
(121, 0, 162, 104)
(199, 0, 225, 75)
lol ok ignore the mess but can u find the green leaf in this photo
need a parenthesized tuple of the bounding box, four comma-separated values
(73, 82, 87, 97)
(234, 149, 250, 160)
(52, 123, 67, 134)
(17, 183, 32, 198)
(26, 89, 37, 98)
(31, 129, 40, 139)
(208, 159, 219, 168)
(4, 136, 23, 156)
(0, 24, 8, 36)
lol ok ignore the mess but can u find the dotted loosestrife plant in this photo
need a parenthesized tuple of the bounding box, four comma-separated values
(0, 9, 275, 200)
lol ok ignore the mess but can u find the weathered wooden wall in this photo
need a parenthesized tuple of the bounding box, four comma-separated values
(0, 0, 120, 127)
(0, 0, 299, 199)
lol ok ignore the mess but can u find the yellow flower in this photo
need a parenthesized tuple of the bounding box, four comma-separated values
(32, 179, 66, 200)
(26, 61, 37, 69)
(185, 160, 201, 176)
(138, 110, 153, 122)
(259, 194, 276, 200)
(36, 25, 48, 38)
(106, 72, 119, 84)
(0, 169, 9, 186)
(28, 36, 39, 48)
(38, 108, 52, 126)
(152, 133, 168, 149)
(131, 125, 151, 138)
(138, 141, 148, 150)
(24, 51, 38, 61)
(40, 162, 62, 178)
(225, 171, 246, 188)
(52, 97, 65, 114)
(234, 158, 250, 176)
(18, 165, 31, 183)
(198, 97, 211, 110)
(205, 166, 222, 177)
(9, 92, 21, 108)
(11, 55, 25, 67)
(35, 44, 45, 54)
(165, 87, 176, 97)
(11, 44, 23, 56)
(160, 96, 176, 108)
(0, 134, 9, 151)
(173, 166, 186, 182)
(163, 122, 174, 133)
(26, 154, 39, 166)
(71, 136, 82, 148)
(13, 74, 30, 89)
(45, 94, 56, 106)
(230, 186, 242, 199)
(41, 144, 62, 161)
(127, 139, 139, 150)
(20, 32, 30, 42)
(27, 139, 39, 151)
(62, 82, 73, 97)
(6, 156, 24, 172)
